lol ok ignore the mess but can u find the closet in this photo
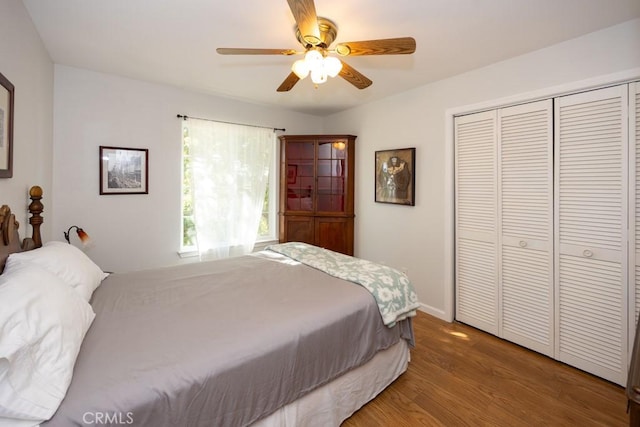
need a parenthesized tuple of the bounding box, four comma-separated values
(455, 82, 639, 386)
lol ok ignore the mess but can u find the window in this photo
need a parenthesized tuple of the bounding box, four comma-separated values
(181, 119, 277, 255)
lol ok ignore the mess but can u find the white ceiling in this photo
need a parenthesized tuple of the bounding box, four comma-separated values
(22, 0, 640, 116)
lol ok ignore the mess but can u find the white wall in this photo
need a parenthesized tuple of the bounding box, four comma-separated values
(51, 18, 640, 316)
(0, 0, 53, 239)
(52, 66, 323, 272)
(325, 19, 640, 320)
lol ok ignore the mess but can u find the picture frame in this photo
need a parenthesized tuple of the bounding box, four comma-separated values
(100, 146, 149, 195)
(287, 164, 297, 184)
(0, 72, 14, 178)
(375, 147, 415, 206)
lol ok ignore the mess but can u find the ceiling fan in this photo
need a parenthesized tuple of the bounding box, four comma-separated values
(216, 0, 416, 92)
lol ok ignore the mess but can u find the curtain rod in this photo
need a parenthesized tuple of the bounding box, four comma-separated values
(177, 114, 285, 132)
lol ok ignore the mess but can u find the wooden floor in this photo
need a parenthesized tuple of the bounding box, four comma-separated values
(343, 311, 628, 427)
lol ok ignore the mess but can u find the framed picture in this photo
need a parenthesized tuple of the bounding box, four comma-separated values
(375, 147, 415, 206)
(287, 165, 297, 184)
(100, 146, 149, 195)
(0, 72, 14, 178)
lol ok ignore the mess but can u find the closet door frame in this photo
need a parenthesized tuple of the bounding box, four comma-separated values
(630, 81, 640, 353)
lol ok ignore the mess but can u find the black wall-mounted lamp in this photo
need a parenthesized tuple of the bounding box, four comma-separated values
(64, 225, 91, 246)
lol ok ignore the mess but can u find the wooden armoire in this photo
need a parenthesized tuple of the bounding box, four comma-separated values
(278, 135, 356, 255)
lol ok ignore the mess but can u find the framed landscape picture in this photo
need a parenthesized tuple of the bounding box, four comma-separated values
(375, 147, 415, 206)
(100, 146, 149, 194)
(0, 72, 14, 178)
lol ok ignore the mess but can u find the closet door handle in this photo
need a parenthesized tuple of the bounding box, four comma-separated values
(583, 249, 593, 258)
(519, 240, 527, 248)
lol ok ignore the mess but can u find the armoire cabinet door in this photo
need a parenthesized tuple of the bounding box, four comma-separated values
(314, 217, 354, 256)
(455, 110, 499, 334)
(555, 85, 629, 385)
(283, 215, 315, 245)
(498, 100, 554, 357)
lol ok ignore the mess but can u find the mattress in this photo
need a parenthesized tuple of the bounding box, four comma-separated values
(253, 338, 410, 427)
(43, 250, 413, 426)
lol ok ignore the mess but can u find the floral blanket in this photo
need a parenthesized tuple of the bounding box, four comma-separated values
(266, 242, 420, 327)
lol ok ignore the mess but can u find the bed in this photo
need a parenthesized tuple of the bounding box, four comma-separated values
(0, 187, 418, 427)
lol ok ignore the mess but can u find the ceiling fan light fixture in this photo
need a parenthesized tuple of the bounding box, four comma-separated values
(310, 68, 327, 84)
(324, 56, 342, 77)
(332, 141, 346, 150)
(305, 49, 323, 64)
(292, 58, 310, 79)
(292, 49, 342, 84)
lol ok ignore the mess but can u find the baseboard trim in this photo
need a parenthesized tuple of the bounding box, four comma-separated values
(417, 303, 450, 322)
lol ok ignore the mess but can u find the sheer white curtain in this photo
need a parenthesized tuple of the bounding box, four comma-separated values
(186, 118, 275, 259)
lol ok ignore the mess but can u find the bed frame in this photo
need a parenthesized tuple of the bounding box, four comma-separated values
(0, 185, 44, 273)
(1, 185, 413, 425)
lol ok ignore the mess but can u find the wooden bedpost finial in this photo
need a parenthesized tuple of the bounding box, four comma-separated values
(29, 185, 43, 198)
(27, 185, 43, 248)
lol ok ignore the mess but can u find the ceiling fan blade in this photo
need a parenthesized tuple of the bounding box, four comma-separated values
(287, 0, 321, 46)
(216, 48, 298, 55)
(339, 61, 372, 90)
(335, 37, 416, 56)
(277, 72, 301, 92)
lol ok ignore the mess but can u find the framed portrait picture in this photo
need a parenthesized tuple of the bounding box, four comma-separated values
(100, 146, 149, 195)
(375, 147, 415, 206)
(0, 72, 14, 178)
(287, 164, 297, 184)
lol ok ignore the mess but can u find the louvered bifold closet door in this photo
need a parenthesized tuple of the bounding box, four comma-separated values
(631, 81, 640, 351)
(455, 111, 499, 334)
(498, 100, 554, 357)
(555, 85, 628, 386)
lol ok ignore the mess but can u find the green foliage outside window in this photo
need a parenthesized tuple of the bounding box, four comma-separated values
(182, 126, 197, 248)
(258, 186, 269, 236)
(181, 124, 272, 250)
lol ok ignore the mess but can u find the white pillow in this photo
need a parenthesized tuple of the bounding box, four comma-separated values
(0, 262, 95, 424)
(7, 241, 109, 302)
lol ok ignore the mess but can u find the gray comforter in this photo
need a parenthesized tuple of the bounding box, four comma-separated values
(44, 251, 413, 427)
